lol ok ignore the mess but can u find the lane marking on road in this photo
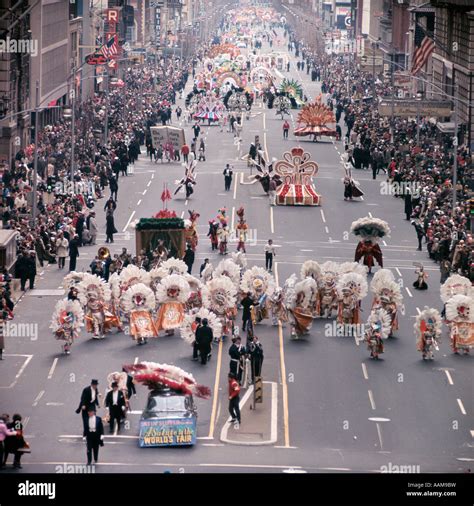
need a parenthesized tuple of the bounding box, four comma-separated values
(137, 199, 142, 206)
(0, 354, 34, 389)
(361, 363, 369, 380)
(275, 262, 291, 448)
(416, 307, 421, 315)
(202, 443, 224, 447)
(180, 211, 184, 218)
(470, 430, 474, 439)
(395, 268, 402, 276)
(123, 210, 136, 232)
(270, 207, 274, 234)
(264, 132, 269, 161)
(360, 196, 364, 201)
(274, 446, 298, 449)
(444, 370, 454, 385)
(240, 172, 244, 185)
(301, 249, 313, 252)
(325, 226, 329, 234)
(134, 356, 139, 364)
(207, 339, 223, 439)
(368, 389, 376, 410)
(147, 181, 151, 187)
(47, 358, 58, 379)
(320, 209, 326, 223)
(151, 173, 154, 179)
(33, 390, 45, 407)
(368, 212, 373, 218)
(233, 172, 238, 200)
(231, 206, 235, 231)
(376, 422, 384, 451)
(142, 189, 147, 195)
(457, 398, 467, 415)
(405, 287, 413, 298)
(382, 240, 387, 246)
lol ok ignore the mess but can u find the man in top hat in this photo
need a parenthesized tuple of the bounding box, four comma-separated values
(105, 381, 126, 433)
(83, 406, 104, 465)
(76, 379, 101, 433)
(229, 336, 245, 383)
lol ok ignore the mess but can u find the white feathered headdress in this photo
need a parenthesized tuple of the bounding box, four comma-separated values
(201, 263, 214, 282)
(149, 267, 166, 292)
(283, 274, 298, 310)
(339, 261, 368, 278)
(121, 283, 156, 312)
(370, 268, 395, 292)
(77, 273, 111, 306)
(445, 294, 474, 323)
(414, 307, 442, 339)
(155, 274, 191, 304)
(231, 251, 247, 270)
(180, 308, 223, 344)
(319, 261, 340, 287)
(63, 271, 86, 290)
(215, 258, 241, 287)
(159, 258, 188, 276)
(107, 371, 128, 391)
(292, 277, 318, 310)
(367, 308, 392, 339)
(50, 299, 84, 333)
(300, 260, 322, 281)
(202, 275, 237, 314)
(108, 272, 121, 299)
(336, 272, 368, 301)
(350, 216, 391, 242)
(240, 266, 276, 298)
(118, 265, 151, 297)
(440, 274, 473, 303)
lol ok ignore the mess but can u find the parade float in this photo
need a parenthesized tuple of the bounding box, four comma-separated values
(274, 147, 321, 206)
(193, 92, 226, 123)
(294, 97, 337, 140)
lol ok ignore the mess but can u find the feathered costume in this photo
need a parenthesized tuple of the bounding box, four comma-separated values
(121, 283, 157, 343)
(154, 274, 190, 332)
(351, 217, 390, 273)
(317, 261, 340, 318)
(50, 299, 84, 355)
(202, 275, 237, 338)
(240, 266, 276, 324)
(414, 307, 442, 360)
(336, 272, 368, 325)
(235, 207, 248, 253)
(445, 294, 474, 354)
(214, 258, 241, 291)
(181, 308, 223, 344)
(370, 269, 403, 335)
(365, 307, 392, 359)
(284, 274, 315, 339)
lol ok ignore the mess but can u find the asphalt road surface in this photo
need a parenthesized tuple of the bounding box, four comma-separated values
(1, 31, 472, 474)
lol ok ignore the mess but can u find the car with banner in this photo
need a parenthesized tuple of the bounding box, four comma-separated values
(138, 388, 198, 447)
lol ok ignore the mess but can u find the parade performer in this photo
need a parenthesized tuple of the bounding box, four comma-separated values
(217, 225, 230, 255)
(317, 262, 340, 318)
(207, 220, 219, 251)
(301, 260, 322, 317)
(181, 308, 223, 359)
(413, 265, 428, 290)
(185, 274, 204, 311)
(115, 265, 151, 326)
(445, 295, 474, 355)
(157, 258, 188, 277)
(365, 308, 391, 359)
(370, 269, 404, 336)
(121, 283, 157, 345)
(155, 274, 191, 336)
(269, 286, 288, 326)
(106, 371, 130, 410)
(77, 274, 114, 339)
(231, 251, 248, 273)
(184, 210, 200, 251)
(336, 272, 368, 326)
(235, 207, 248, 253)
(175, 153, 197, 198)
(50, 299, 84, 355)
(214, 258, 241, 292)
(201, 262, 214, 283)
(351, 217, 390, 274)
(123, 362, 211, 399)
(240, 266, 276, 324)
(415, 307, 442, 360)
(440, 274, 473, 319)
(202, 275, 237, 340)
(284, 274, 315, 340)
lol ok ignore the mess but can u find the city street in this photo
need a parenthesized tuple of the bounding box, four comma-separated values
(1, 31, 472, 476)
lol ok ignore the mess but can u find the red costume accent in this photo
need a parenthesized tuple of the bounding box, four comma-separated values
(355, 240, 383, 269)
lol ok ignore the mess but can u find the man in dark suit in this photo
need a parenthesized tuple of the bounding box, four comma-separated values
(76, 379, 101, 433)
(83, 407, 104, 465)
(105, 382, 126, 433)
(68, 234, 80, 272)
(195, 318, 213, 365)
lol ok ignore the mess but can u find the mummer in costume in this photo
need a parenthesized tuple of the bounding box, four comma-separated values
(351, 216, 390, 274)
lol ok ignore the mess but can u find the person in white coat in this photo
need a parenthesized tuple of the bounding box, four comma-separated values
(55, 232, 69, 270)
(88, 212, 98, 245)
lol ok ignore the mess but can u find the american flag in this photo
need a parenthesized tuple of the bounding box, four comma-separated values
(99, 35, 118, 59)
(411, 22, 435, 75)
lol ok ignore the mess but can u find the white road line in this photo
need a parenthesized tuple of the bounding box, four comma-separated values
(470, 430, 474, 439)
(382, 240, 387, 246)
(270, 207, 274, 234)
(142, 189, 147, 195)
(134, 357, 139, 364)
(147, 181, 151, 187)
(123, 210, 136, 232)
(33, 390, 45, 407)
(240, 172, 243, 184)
(368, 390, 376, 410)
(405, 287, 413, 298)
(185, 199, 188, 206)
(376, 422, 384, 450)
(47, 358, 58, 379)
(300, 249, 313, 252)
(360, 196, 364, 201)
(457, 398, 467, 415)
(151, 173, 154, 179)
(361, 363, 369, 380)
(444, 370, 454, 385)
(416, 307, 421, 315)
(395, 268, 402, 276)
(368, 212, 373, 218)
(320, 209, 326, 223)
(137, 199, 142, 206)
(233, 172, 238, 200)
(180, 211, 184, 218)
(325, 226, 329, 234)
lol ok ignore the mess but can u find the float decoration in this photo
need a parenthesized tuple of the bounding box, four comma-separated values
(294, 97, 337, 138)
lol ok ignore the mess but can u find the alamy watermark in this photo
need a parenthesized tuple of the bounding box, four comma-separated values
(0, 37, 38, 57)
(1, 322, 38, 341)
(55, 463, 96, 474)
(228, 228, 258, 246)
(381, 462, 421, 473)
(325, 321, 366, 342)
(380, 181, 421, 198)
(54, 178, 96, 196)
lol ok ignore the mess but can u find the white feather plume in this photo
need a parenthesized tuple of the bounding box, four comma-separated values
(336, 272, 368, 301)
(180, 308, 223, 344)
(440, 274, 473, 303)
(240, 266, 276, 297)
(63, 271, 86, 290)
(300, 260, 322, 281)
(215, 259, 241, 287)
(159, 258, 188, 275)
(445, 294, 474, 323)
(121, 283, 156, 312)
(76, 273, 112, 306)
(231, 251, 248, 270)
(367, 307, 392, 339)
(50, 299, 84, 333)
(202, 275, 237, 314)
(414, 306, 442, 339)
(370, 269, 396, 294)
(155, 274, 191, 304)
(339, 261, 368, 278)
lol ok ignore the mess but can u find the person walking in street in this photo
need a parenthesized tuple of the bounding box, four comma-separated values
(199, 258, 210, 277)
(88, 212, 98, 245)
(84, 407, 104, 466)
(25, 251, 37, 290)
(241, 292, 254, 332)
(56, 232, 68, 269)
(195, 318, 213, 365)
(3, 414, 27, 469)
(191, 317, 202, 361)
(105, 207, 117, 244)
(181, 143, 190, 163)
(223, 164, 233, 191)
(412, 220, 425, 251)
(283, 120, 290, 139)
(247, 335, 264, 381)
(68, 234, 80, 272)
(105, 382, 126, 434)
(229, 336, 245, 383)
(192, 123, 201, 139)
(0, 313, 5, 360)
(228, 373, 241, 425)
(268, 178, 277, 206)
(183, 244, 195, 274)
(264, 239, 276, 272)
(76, 379, 101, 434)
(109, 175, 118, 201)
(0, 415, 17, 469)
